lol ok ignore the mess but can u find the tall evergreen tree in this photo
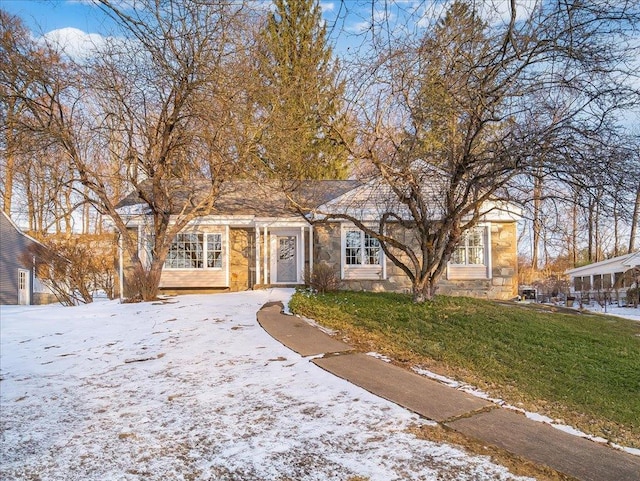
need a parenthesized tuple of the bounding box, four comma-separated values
(256, 0, 350, 180)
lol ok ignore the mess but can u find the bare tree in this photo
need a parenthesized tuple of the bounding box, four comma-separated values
(630, 184, 640, 252)
(5, 1, 257, 300)
(22, 232, 117, 305)
(305, 0, 640, 302)
(0, 10, 28, 216)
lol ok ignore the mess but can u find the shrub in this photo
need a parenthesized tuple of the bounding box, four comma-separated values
(626, 287, 639, 307)
(22, 233, 118, 305)
(304, 262, 341, 294)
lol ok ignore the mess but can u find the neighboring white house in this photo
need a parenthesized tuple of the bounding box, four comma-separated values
(565, 252, 640, 302)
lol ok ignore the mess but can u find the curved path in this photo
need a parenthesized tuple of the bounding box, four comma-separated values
(258, 302, 640, 481)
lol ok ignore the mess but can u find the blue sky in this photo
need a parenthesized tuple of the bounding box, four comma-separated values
(0, 0, 459, 57)
(1, 0, 379, 58)
(2, 0, 110, 34)
(2, 1, 374, 38)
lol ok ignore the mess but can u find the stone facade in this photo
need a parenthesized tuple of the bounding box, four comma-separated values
(229, 228, 253, 291)
(313, 221, 518, 300)
(119, 221, 517, 299)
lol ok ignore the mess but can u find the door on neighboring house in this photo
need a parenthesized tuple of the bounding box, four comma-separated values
(276, 236, 297, 283)
(18, 269, 30, 305)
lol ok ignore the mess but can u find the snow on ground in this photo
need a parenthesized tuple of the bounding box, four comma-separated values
(0, 290, 531, 481)
(583, 304, 640, 322)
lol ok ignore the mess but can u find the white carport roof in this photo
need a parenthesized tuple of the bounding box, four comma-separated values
(565, 251, 640, 277)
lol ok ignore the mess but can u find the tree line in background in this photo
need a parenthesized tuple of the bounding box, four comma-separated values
(1, 0, 639, 302)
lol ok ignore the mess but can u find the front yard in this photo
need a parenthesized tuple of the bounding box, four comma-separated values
(289, 291, 640, 450)
(0, 290, 532, 481)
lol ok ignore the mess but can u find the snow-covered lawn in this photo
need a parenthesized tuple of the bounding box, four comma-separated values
(1, 289, 530, 481)
(584, 304, 640, 322)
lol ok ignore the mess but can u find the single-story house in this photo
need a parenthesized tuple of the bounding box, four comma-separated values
(565, 252, 640, 301)
(115, 181, 520, 299)
(0, 211, 58, 305)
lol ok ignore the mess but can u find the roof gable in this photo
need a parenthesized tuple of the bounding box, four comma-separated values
(565, 252, 640, 276)
(0, 211, 48, 248)
(312, 181, 522, 222)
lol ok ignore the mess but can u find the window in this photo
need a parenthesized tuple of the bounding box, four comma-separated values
(593, 274, 602, 290)
(165, 233, 222, 269)
(207, 234, 223, 268)
(342, 227, 384, 281)
(345, 229, 381, 265)
(452, 228, 486, 265)
(574, 277, 583, 291)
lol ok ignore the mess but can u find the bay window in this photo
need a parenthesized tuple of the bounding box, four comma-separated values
(165, 233, 222, 269)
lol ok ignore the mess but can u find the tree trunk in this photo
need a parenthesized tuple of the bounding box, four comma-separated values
(141, 260, 163, 301)
(412, 276, 438, 303)
(587, 198, 595, 262)
(3, 141, 15, 216)
(129, 260, 163, 301)
(613, 197, 620, 257)
(3, 97, 16, 216)
(25, 177, 35, 231)
(594, 195, 601, 262)
(531, 173, 543, 272)
(571, 196, 578, 266)
(629, 183, 640, 253)
(64, 188, 73, 233)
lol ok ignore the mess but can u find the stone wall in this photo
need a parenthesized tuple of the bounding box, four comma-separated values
(121, 227, 139, 299)
(313, 221, 518, 300)
(32, 292, 59, 305)
(229, 228, 253, 291)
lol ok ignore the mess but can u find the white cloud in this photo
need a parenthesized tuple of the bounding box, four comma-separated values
(478, 0, 538, 26)
(408, 0, 539, 31)
(321, 2, 335, 13)
(66, 0, 136, 9)
(347, 7, 398, 34)
(41, 27, 109, 60)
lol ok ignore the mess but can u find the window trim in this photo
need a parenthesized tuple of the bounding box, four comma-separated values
(450, 226, 488, 266)
(340, 226, 385, 280)
(164, 232, 224, 270)
(447, 224, 491, 280)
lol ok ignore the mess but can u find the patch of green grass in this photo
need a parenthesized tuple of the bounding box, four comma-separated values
(290, 290, 640, 447)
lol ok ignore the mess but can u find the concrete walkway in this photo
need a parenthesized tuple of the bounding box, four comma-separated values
(257, 303, 640, 481)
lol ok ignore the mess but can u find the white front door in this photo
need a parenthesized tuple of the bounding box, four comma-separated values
(276, 236, 297, 283)
(18, 269, 30, 305)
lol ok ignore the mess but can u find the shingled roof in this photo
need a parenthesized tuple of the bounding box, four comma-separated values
(115, 180, 361, 217)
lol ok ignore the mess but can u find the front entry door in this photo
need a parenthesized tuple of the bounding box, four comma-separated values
(18, 269, 29, 305)
(276, 236, 297, 283)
